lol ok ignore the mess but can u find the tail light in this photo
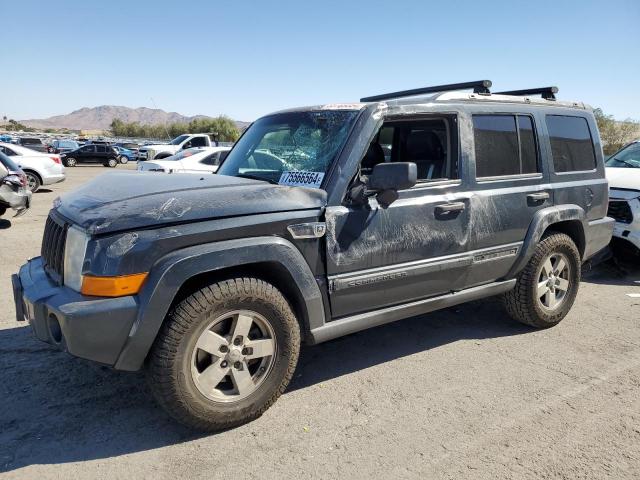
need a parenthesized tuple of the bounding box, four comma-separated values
(50, 156, 61, 164)
(3, 173, 26, 187)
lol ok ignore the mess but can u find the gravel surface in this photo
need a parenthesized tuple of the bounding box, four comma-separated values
(1, 166, 639, 479)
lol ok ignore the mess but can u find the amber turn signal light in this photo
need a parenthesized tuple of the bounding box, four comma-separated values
(81, 273, 148, 297)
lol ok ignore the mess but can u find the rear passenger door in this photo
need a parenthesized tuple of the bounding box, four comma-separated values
(464, 111, 551, 288)
(95, 145, 108, 162)
(78, 145, 96, 162)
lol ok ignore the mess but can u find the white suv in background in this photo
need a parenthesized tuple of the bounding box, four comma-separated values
(137, 146, 230, 174)
(0, 142, 65, 192)
(606, 140, 640, 255)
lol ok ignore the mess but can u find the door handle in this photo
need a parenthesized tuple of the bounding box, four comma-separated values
(435, 202, 466, 215)
(527, 192, 549, 202)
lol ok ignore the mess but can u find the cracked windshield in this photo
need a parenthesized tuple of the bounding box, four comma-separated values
(217, 110, 360, 188)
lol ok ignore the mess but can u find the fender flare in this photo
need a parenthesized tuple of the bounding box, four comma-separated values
(114, 236, 325, 371)
(506, 205, 586, 278)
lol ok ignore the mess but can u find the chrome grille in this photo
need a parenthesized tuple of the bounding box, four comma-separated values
(41, 214, 68, 281)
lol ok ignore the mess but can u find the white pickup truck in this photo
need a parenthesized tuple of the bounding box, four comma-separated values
(136, 134, 216, 161)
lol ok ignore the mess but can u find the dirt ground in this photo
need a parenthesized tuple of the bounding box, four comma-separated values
(1, 165, 639, 479)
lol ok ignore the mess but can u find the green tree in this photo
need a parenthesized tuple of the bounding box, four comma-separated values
(108, 116, 240, 142)
(594, 108, 640, 155)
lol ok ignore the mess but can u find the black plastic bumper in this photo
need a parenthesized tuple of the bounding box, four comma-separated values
(13, 257, 140, 367)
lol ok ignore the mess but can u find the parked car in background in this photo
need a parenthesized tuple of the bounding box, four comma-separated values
(137, 146, 231, 173)
(606, 139, 640, 256)
(48, 139, 80, 154)
(136, 134, 217, 161)
(113, 146, 135, 164)
(0, 143, 65, 192)
(0, 134, 13, 143)
(114, 142, 140, 152)
(16, 137, 48, 153)
(60, 144, 120, 167)
(0, 151, 31, 217)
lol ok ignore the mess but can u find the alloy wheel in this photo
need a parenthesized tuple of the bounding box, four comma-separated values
(25, 173, 39, 192)
(536, 253, 571, 310)
(191, 310, 277, 403)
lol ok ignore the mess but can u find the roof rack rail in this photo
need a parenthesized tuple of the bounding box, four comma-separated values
(360, 80, 492, 102)
(495, 86, 558, 100)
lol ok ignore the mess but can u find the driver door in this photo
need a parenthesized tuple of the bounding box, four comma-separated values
(325, 115, 473, 318)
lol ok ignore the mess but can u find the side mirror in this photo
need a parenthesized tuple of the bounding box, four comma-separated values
(367, 162, 417, 208)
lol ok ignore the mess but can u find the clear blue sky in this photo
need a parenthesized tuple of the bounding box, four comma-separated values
(2, 0, 639, 122)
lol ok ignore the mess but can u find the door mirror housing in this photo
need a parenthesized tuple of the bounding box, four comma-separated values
(366, 162, 417, 208)
(368, 162, 417, 191)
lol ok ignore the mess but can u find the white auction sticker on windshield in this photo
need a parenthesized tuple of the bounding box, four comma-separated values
(278, 171, 324, 188)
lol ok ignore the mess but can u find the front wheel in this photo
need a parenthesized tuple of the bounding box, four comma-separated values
(104, 158, 118, 168)
(146, 278, 300, 431)
(119, 155, 129, 164)
(63, 157, 77, 167)
(503, 232, 581, 328)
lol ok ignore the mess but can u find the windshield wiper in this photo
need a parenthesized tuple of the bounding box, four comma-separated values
(611, 158, 639, 168)
(235, 173, 279, 184)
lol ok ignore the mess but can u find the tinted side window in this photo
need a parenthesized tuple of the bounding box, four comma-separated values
(546, 115, 596, 172)
(96, 146, 106, 153)
(473, 115, 519, 177)
(473, 115, 540, 177)
(200, 152, 219, 166)
(0, 146, 17, 156)
(191, 136, 208, 147)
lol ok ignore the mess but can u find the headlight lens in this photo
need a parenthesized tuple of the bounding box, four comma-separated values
(64, 226, 89, 291)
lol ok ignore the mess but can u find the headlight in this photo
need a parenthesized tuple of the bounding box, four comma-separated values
(64, 226, 89, 291)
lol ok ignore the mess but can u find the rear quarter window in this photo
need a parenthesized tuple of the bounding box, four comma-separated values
(546, 115, 596, 172)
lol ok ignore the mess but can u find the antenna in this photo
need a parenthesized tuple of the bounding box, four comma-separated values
(360, 80, 492, 102)
(150, 97, 173, 140)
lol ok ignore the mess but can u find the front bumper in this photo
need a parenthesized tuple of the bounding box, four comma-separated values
(13, 257, 139, 367)
(610, 197, 640, 250)
(0, 185, 31, 215)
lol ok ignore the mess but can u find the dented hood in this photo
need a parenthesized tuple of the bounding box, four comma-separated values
(56, 171, 327, 234)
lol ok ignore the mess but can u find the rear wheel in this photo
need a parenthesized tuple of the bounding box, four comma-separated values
(147, 278, 300, 431)
(503, 232, 581, 328)
(63, 157, 77, 167)
(118, 155, 129, 164)
(24, 172, 41, 193)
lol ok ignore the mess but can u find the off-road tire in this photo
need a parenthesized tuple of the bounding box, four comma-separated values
(503, 232, 581, 328)
(146, 278, 300, 431)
